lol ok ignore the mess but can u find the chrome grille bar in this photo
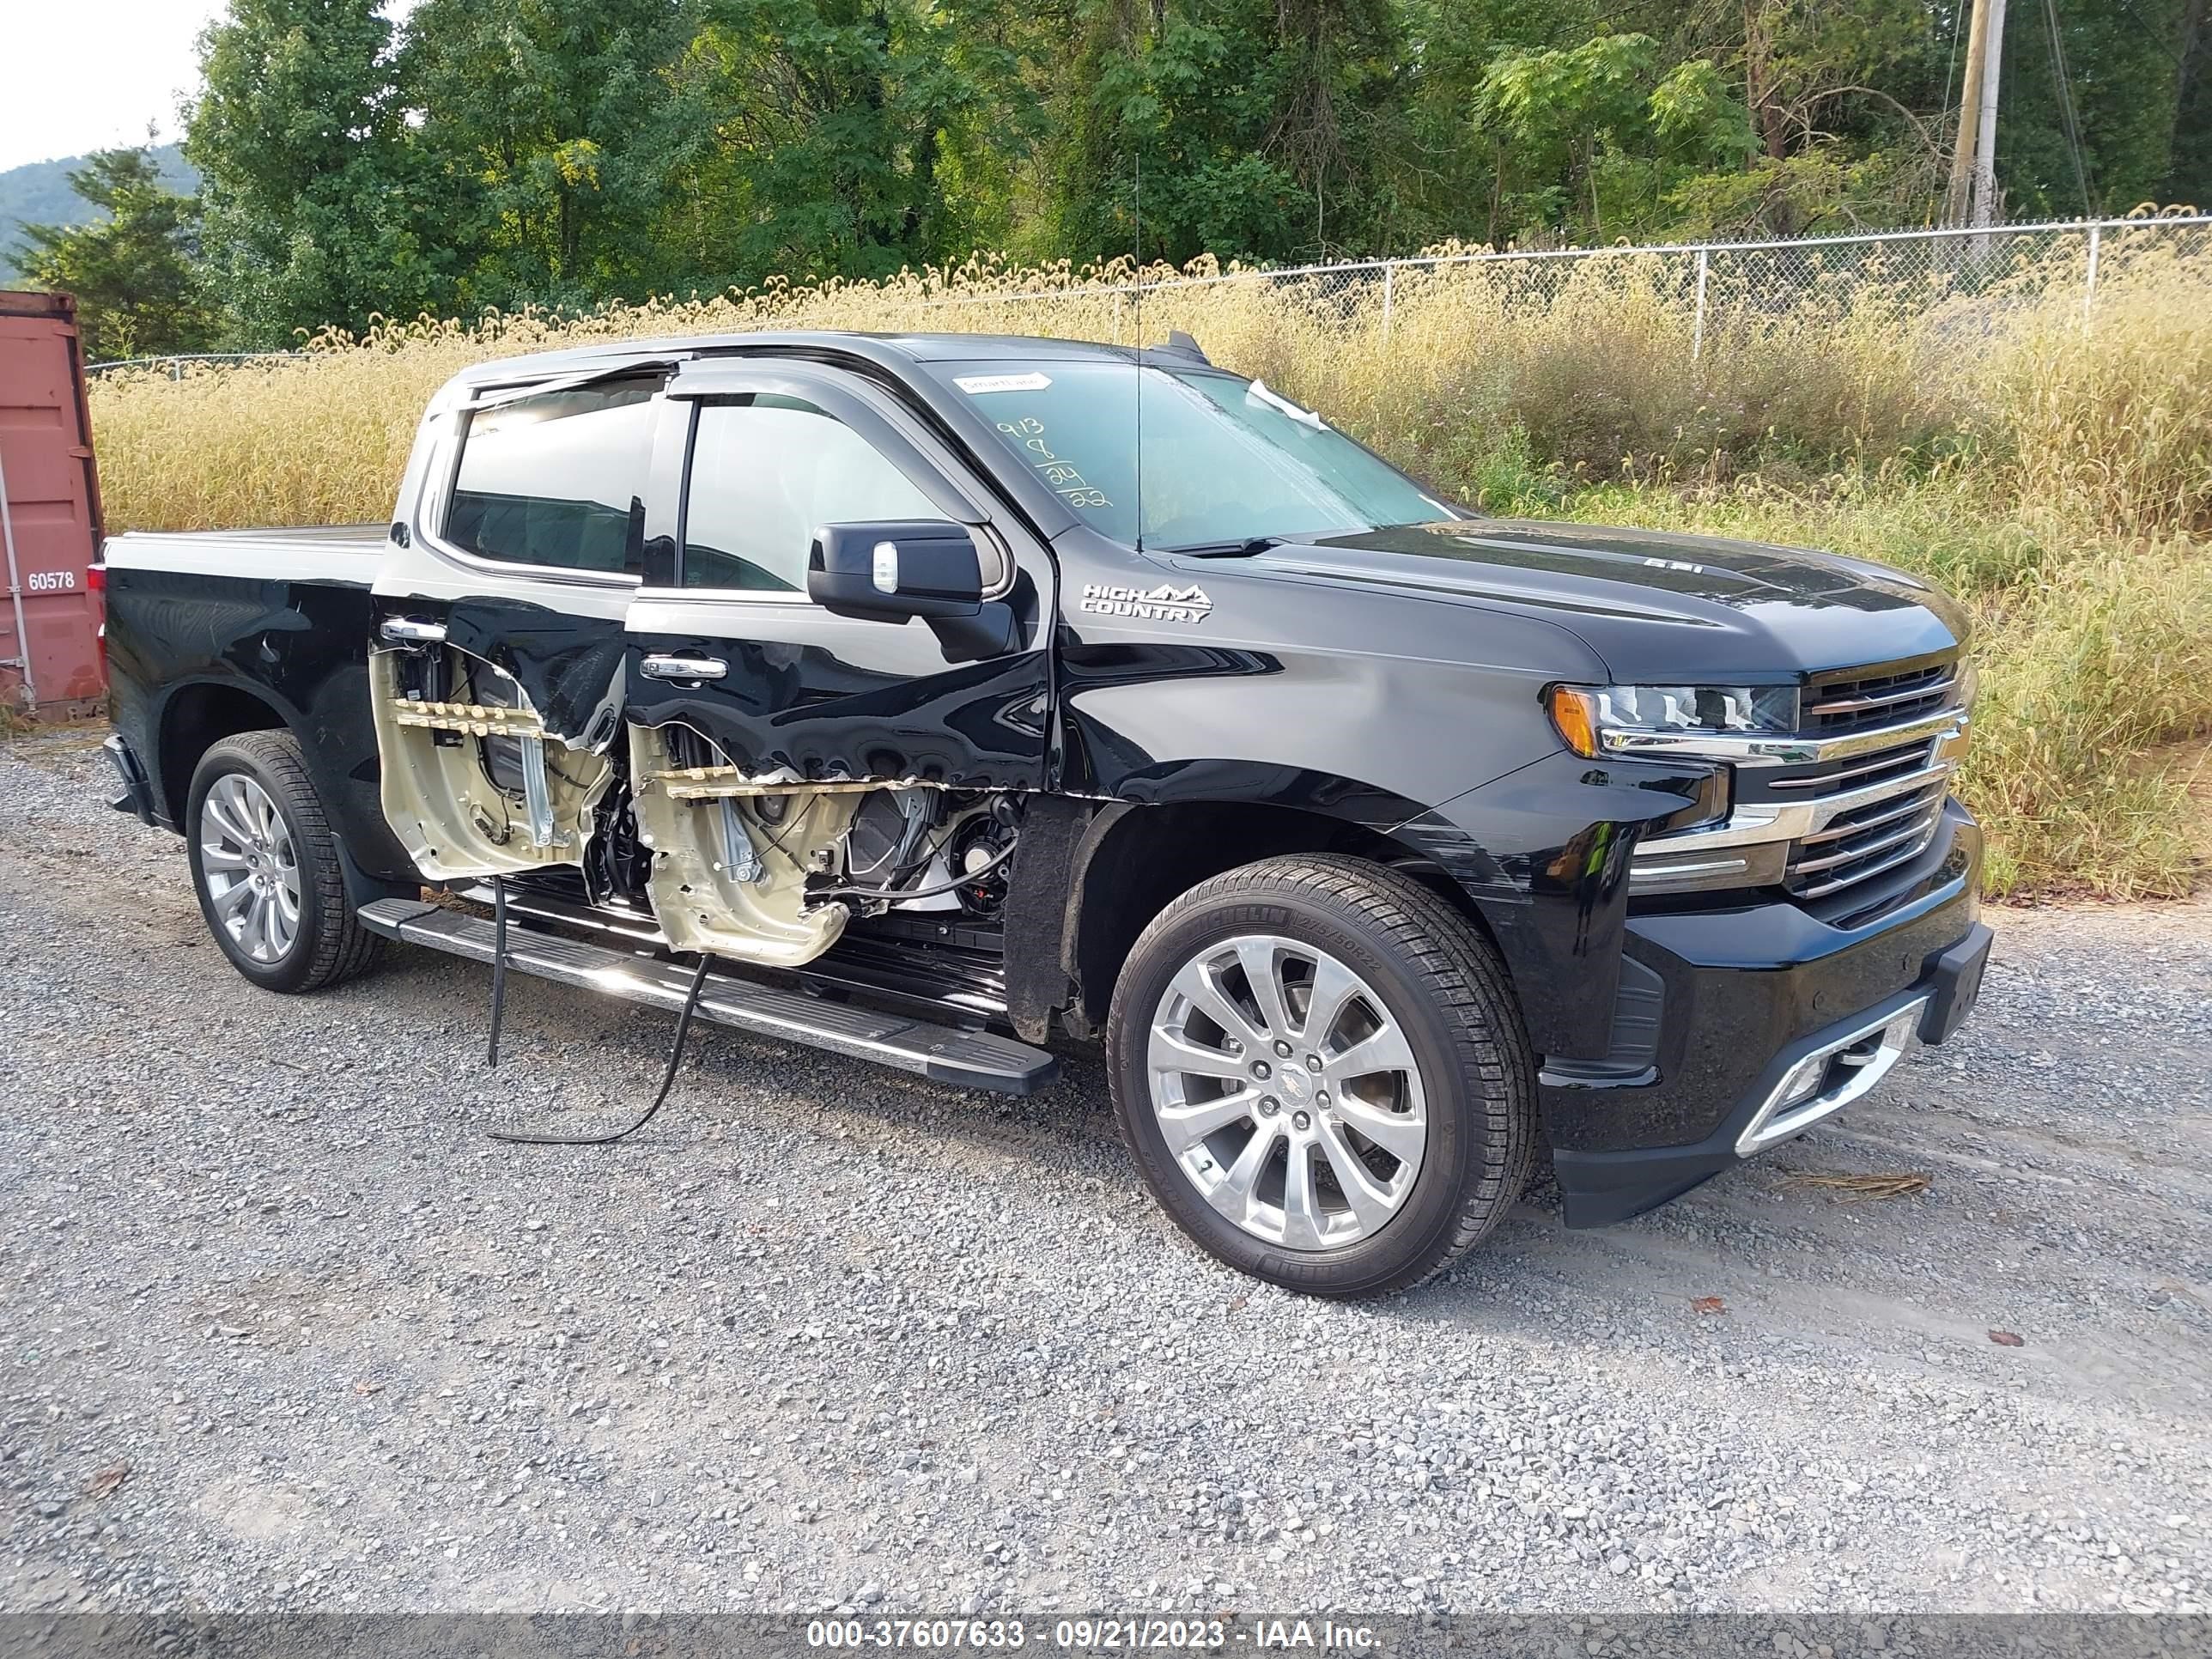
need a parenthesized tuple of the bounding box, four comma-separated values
(1763, 739, 1936, 791)
(1630, 757, 1957, 857)
(1792, 782, 1948, 849)
(1804, 673, 1956, 718)
(1789, 817, 1946, 898)
(1789, 804, 1945, 875)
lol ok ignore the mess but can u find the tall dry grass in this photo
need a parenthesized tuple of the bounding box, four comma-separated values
(88, 231, 2212, 897)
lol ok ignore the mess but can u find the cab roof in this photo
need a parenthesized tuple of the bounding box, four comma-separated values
(437, 329, 1215, 546)
(453, 333, 1176, 389)
(445, 330, 1185, 392)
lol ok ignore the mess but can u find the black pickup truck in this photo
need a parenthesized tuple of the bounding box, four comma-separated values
(99, 330, 1991, 1295)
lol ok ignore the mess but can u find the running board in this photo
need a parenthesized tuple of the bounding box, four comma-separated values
(357, 899, 1059, 1096)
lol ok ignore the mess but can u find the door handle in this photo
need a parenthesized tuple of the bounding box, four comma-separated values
(379, 617, 447, 645)
(640, 653, 728, 681)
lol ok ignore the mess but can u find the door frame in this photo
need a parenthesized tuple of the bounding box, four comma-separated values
(623, 356, 1060, 791)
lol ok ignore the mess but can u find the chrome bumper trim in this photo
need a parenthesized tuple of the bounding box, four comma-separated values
(1735, 998, 1927, 1157)
(1626, 853, 1754, 890)
(1637, 757, 1956, 858)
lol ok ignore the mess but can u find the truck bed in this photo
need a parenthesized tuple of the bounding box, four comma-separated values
(103, 523, 386, 582)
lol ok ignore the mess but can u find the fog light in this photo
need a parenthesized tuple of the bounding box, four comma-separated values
(1772, 1052, 1829, 1110)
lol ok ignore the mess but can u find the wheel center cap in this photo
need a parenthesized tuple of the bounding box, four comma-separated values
(1278, 1068, 1312, 1106)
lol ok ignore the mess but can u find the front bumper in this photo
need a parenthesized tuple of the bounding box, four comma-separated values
(1547, 803, 1989, 1227)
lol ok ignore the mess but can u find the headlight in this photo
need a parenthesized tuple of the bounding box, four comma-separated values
(1545, 683, 1798, 760)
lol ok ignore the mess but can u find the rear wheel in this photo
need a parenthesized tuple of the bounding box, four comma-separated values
(1108, 854, 1536, 1297)
(185, 731, 381, 994)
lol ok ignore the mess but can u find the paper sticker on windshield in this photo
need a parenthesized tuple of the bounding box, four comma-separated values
(956, 373, 1053, 394)
(1246, 379, 1327, 429)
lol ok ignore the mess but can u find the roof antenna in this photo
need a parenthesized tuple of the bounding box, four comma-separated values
(1133, 145, 1145, 554)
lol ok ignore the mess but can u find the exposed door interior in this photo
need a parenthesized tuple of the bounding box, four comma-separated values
(370, 356, 1051, 975)
(371, 375, 658, 884)
(621, 372, 1049, 968)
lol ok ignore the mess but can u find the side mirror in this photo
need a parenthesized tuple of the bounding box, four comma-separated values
(809, 521, 984, 621)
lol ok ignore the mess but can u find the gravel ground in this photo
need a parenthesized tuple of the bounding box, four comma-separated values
(2, 729, 2208, 1619)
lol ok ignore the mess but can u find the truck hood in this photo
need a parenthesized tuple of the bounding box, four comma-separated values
(1227, 518, 1970, 682)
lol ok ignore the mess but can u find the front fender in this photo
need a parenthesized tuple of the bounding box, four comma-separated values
(1395, 750, 1716, 1060)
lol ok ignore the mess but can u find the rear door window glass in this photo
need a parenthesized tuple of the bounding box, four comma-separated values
(445, 379, 660, 574)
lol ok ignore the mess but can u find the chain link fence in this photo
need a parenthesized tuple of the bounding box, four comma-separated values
(85, 212, 2212, 377)
(84, 349, 307, 378)
(889, 213, 2212, 355)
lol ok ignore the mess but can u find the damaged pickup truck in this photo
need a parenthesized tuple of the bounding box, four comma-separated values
(100, 330, 1992, 1296)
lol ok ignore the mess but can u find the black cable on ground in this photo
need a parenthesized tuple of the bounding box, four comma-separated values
(488, 952, 714, 1147)
(487, 874, 509, 1068)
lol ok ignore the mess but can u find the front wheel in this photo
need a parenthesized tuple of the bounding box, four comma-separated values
(1107, 854, 1537, 1297)
(185, 730, 381, 994)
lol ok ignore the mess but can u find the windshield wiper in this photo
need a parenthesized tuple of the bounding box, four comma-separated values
(1161, 535, 1288, 558)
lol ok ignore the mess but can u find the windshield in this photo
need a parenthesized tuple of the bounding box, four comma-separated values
(952, 362, 1458, 549)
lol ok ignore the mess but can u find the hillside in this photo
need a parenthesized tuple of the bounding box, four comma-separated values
(0, 145, 197, 271)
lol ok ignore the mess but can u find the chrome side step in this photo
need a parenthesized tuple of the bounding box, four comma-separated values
(357, 899, 1059, 1096)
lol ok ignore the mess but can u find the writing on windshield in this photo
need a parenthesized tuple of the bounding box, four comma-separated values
(991, 414, 1112, 510)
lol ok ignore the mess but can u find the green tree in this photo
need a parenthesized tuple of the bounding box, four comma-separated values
(188, 0, 443, 344)
(401, 0, 704, 309)
(1455, 4, 1954, 243)
(1032, 0, 1407, 270)
(659, 0, 1037, 289)
(143, 0, 2212, 337)
(1475, 33, 1670, 236)
(9, 143, 219, 361)
(1996, 0, 2201, 218)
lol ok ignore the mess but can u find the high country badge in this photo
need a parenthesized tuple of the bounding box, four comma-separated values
(1079, 581, 1213, 623)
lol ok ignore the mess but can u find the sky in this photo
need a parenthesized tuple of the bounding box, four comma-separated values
(0, 0, 416, 174)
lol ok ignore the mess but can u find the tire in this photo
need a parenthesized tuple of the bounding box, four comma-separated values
(1107, 854, 1537, 1297)
(185, 730, 382, 994)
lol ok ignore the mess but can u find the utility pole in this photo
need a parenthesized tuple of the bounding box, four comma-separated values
(1971, 0, 2008, 230)
(1945, 0, 1990, 224)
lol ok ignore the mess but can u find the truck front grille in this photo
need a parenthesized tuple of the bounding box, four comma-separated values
(1775, 657, 1960, 902)
(1801, 660, 1956, 736)
(1626, 651, 1967, 908)
(1783, 775, 1951, 899)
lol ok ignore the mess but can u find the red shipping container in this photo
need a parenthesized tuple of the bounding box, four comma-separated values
(0, 289, 106, 719)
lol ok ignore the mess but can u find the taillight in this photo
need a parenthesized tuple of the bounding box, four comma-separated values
(88, 563, 107, 684)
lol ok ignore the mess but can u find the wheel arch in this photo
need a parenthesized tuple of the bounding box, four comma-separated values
(1038, 793, 1514, 1040)
(157, 678, 298, 827)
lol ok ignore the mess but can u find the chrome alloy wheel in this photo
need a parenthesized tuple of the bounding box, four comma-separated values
(1146, 935, 1429, 1252)
(198, 774, 301, 963)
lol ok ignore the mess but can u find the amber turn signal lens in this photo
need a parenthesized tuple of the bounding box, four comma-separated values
(1546, 685, 1601, 758)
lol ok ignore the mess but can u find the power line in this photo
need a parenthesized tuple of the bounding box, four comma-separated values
(2109, 0, 2189, 69)
(2040, 0, 2096, 216)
